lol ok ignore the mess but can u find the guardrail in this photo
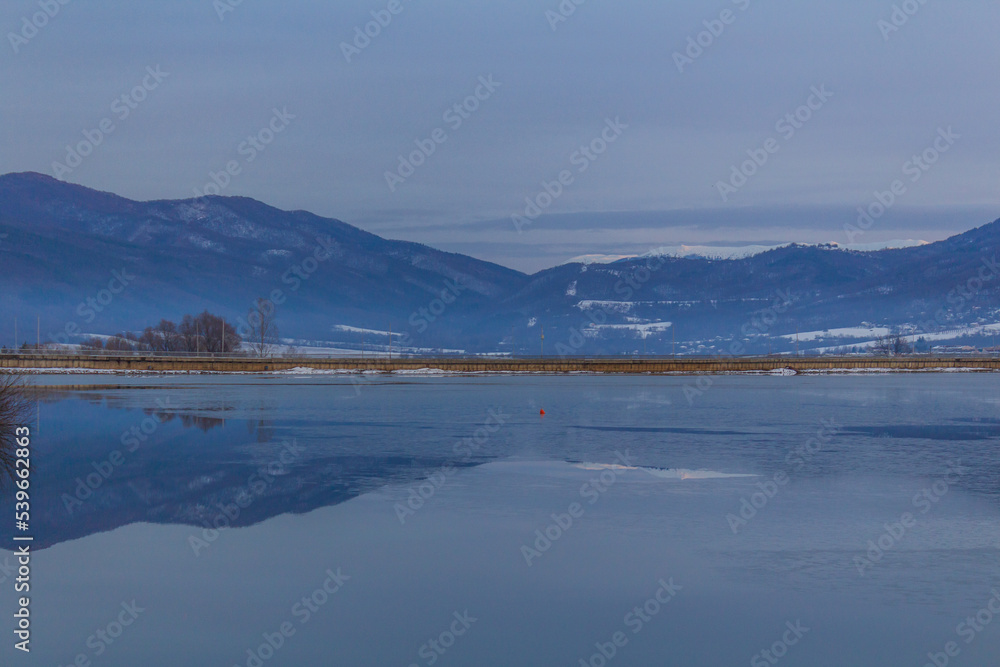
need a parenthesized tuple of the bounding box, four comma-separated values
(1, 350, 997, 360)
(2, 353, 999, 374)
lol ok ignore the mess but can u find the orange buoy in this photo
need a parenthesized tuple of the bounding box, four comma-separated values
(540, 409, 546, 416)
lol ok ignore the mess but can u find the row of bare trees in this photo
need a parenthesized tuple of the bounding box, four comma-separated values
(79, 302, 279, 357)
(82, 311, 242, 354)
(872, 333, 913, 356)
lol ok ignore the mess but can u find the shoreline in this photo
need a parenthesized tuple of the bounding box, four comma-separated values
(2, 354, 999, 376)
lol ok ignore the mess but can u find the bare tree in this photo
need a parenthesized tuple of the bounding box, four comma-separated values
(178, 312, 241, 354)
(140, 319, 185, 352)
(78, 313, 241, 355)
(0, 373, 32, 488)
(872, 333, 912, 356)
(247, 298, 279, 357)
(104, 333, 142, 352)
(80, 336, 106, 350)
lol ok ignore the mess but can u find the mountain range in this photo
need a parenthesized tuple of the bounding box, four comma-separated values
(2, 171, 999, 355)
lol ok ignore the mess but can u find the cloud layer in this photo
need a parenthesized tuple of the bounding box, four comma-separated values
(2, 0, 998, 271)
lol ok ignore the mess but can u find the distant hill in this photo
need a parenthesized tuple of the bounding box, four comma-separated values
(2, 172, 999, 354)
(0, 172, 524, 351)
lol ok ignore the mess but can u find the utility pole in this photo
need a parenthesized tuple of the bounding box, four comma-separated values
(540, 326, 544, 357)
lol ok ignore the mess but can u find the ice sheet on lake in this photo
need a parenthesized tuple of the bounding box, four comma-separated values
(574, 462, 757, 479)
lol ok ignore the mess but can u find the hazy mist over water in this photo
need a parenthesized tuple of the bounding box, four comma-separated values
(4, 1, 999, 268)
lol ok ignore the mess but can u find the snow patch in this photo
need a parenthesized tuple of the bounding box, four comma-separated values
(331, 325, 393, 337)
(780, 327, 891, 342)
(587, 322, 673, 337)
(188, 235, 225, 252)
(574, 463, 756, 479)
(576, 300, 635, 313)
(571, 240, 930, 264)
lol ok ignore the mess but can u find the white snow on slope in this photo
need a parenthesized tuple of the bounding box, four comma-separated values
(331, 325, 393, 336)
(587, 322, 673, 337)
(576, 300, 636, 313)
(779, 327, 891, 342)
(569, 240, 929, 264)
(647, 244, 788, 259)
(574, 463, 756, 479)
(813, 323, 1000, 353)
(644, 240, 928, 259)
(570, 254, 636, 265)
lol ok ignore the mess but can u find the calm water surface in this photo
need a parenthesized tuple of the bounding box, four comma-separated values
(1, 373, 999, 666)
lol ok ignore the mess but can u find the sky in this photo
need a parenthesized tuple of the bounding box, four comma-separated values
(2, 0, 999, 273)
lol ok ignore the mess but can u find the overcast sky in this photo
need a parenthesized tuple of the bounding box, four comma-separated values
(3, 0, 999, 272)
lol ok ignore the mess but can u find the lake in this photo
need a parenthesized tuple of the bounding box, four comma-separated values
(1, 372, 999, 666)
